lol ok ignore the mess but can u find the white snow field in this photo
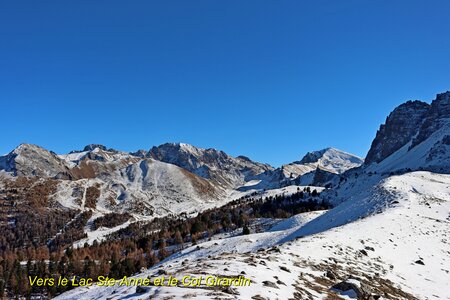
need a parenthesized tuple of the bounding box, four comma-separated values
(56, 171, 450, 299)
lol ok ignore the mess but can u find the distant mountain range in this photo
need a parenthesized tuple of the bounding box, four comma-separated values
(0, 141, 361, 218)
(1, 91, 449, 218)
(2, 92, 450, 219)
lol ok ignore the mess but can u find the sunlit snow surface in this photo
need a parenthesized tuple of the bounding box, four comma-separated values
(56, 171, 450, 299)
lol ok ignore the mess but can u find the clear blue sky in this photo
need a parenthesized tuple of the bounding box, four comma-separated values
(1, 1, 449, 166)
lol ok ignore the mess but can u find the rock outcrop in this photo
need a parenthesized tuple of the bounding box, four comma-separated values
(148, 143, 273, 188)
(365, 100, 430, 164)
(411, 91, 450, 149)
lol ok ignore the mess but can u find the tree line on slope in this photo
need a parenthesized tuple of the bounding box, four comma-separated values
(0, 185, 328, 298)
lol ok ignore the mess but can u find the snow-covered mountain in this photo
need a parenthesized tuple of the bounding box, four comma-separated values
(297, 147, 364, 173)
(322, 92, 450, 208)
(0, 143, 72, 178)
(54, 158, 225, 217)
(365, 91, 450, 173)
(148, 142, 273, 188)
(1, 142, 353, 220)
(54, 91, 450, 300)
(0, 142, 364, 254)
(2, 91, 449, 299)
(281, 147, 363, 181)
(244, 147, 363, 190)
(0, 144, 226, 218)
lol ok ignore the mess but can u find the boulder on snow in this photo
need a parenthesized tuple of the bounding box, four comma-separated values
(262, 281, 279, 289)
(325, 269, 337, 280)
(331, 278, 371, 299)
(135, 285, 151, 294)
(155, 268, 167, 275)
(279, 265, 291, 273)
(415, 259, 425, 265)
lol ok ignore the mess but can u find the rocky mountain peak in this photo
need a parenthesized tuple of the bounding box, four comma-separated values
(236, 155, 252, 162)
(298, 148, 333, 164)
(251, 147, 363, 191)
(435, 90, 450, 106)
(81, 144, 119, 153)
(297, 148, 363, 173)
(0, 143, 71, 177)
(148, 142, 273, 187)
(12, 143, 45, 154)
(83, 144, 107, 151)
(130, 149, 148, 158)
(410, 91, 450, 149)
(365, 100, 430, 164)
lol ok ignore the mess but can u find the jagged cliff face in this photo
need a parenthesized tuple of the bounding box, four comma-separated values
(364, 91, 450, 174)
(365, 100, 430, 164)
(148, 143, 273, 188)
(411, 91, 450, 148)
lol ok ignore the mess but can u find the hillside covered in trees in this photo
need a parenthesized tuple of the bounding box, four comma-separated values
(0, 182, 327, 298)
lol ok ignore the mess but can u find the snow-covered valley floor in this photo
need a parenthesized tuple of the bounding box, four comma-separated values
(56, 172, 450, 300)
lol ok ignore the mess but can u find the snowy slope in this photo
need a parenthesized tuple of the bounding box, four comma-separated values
(2, 143, 347, 250)
(53, 158, 226, 217)
(47, 158, 230, 247)
(55, 171, 450, 299)
(365, 119, 450, 175)
(363, 91, 450, 175)
(43, 92, 450, 299)
(296, 147, 364, 174)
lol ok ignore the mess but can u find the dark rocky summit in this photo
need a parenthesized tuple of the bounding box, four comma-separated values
(364, 91, 450, 175)
(365, 100, 430, 164)
(411, 91, 450, 149)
